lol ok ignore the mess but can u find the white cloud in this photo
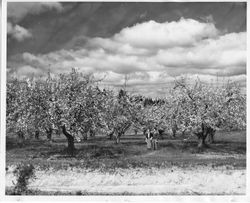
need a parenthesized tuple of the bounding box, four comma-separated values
(156, 32, 246, 76)
(8, 23, 32, 41)
(7, 2, 63, 42)
(14, 65, 44, 79)
(89, 37, 152, 56)
(114, 18, 219, 49)
(8, 18, 246, 96)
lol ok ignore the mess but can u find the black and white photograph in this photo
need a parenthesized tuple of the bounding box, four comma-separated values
(0, 0, 248, 199)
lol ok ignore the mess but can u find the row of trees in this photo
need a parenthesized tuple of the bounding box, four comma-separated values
(7, 69, 246, 155)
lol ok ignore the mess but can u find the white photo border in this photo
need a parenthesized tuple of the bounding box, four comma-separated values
(1, 0, 249, 202)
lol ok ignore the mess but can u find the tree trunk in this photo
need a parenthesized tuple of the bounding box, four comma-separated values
(115, 136, 120, 144)
(108, 132, 114, 140)
(35, 130, 39, 140)
(171, 121, 178, 138)
(27, 129, 33, 139)
(17, 130, 24, 139)
(55, 129, 60, 136)
(196, 123, 208, 149)
(17, 131, 24, 147)
(134, 129, 138, 135)
(181, 129, 186, 136)
(61, 125, 75, 156)
(198, 135, 207, 148)
(207, 133, 214, 144)
(115, 133, 121, 144)
(206, 127, 216, 144)
(158, 129, 164, 140)
(89, 129, 95, 137)
(172, 128, 176, 138)
(46, 128, 53, 141)
(83, 132, 88, 140)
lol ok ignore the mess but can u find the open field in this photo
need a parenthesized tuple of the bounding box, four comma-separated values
(6, 130, 246, 195)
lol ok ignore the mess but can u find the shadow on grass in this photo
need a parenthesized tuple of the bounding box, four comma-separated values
(208, 142, 246, 154)
(5, 187, 244, 196)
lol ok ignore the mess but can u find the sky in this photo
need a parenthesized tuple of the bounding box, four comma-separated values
(6, 2, 246, 97)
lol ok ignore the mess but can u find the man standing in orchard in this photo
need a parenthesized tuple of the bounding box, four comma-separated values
(152, 128, 158, 150)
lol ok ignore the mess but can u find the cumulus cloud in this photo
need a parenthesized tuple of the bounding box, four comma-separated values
(114, 18, 219, 49)
(8, 18, 246, 96)
(8, 2, 63, 22)
(7, 2, 63, 42)
(18, 65, 44, 76)
(7, 65, 44, 80)
(156, 32, 246, 75)
(7, 22, 32, 41)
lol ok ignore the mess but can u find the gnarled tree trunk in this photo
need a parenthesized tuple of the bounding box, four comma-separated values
(108, 131, 114, 140)
(17, 130, 25, 147)
(197, 133, 207, 148)
(172, 127, 177, 138)
(158, 129, 164, 140)
(207, 129, 216, 144)
(194, 123, 208, 149)
(134, 129, 138, 135)
(35, 130, 39, 140)
(89, 129, 95, 137)
(205, 126, 216, 144)
(61, 125, 75, 156)
(45, 127, 53, 141)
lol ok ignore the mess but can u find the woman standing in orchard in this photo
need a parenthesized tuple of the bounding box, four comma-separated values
(145, 129, 152, 150)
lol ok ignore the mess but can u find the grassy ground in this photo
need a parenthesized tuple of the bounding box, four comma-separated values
(5, 130, 246, 195)
(6, 130, 246, 169)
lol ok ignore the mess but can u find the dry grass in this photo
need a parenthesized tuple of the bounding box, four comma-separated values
(6, 165, 246, 195)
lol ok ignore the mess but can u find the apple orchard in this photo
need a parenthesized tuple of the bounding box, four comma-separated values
(6, 69, 246, 155)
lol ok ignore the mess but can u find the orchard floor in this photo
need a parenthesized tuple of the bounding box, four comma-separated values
(6, 130, 246, 195)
